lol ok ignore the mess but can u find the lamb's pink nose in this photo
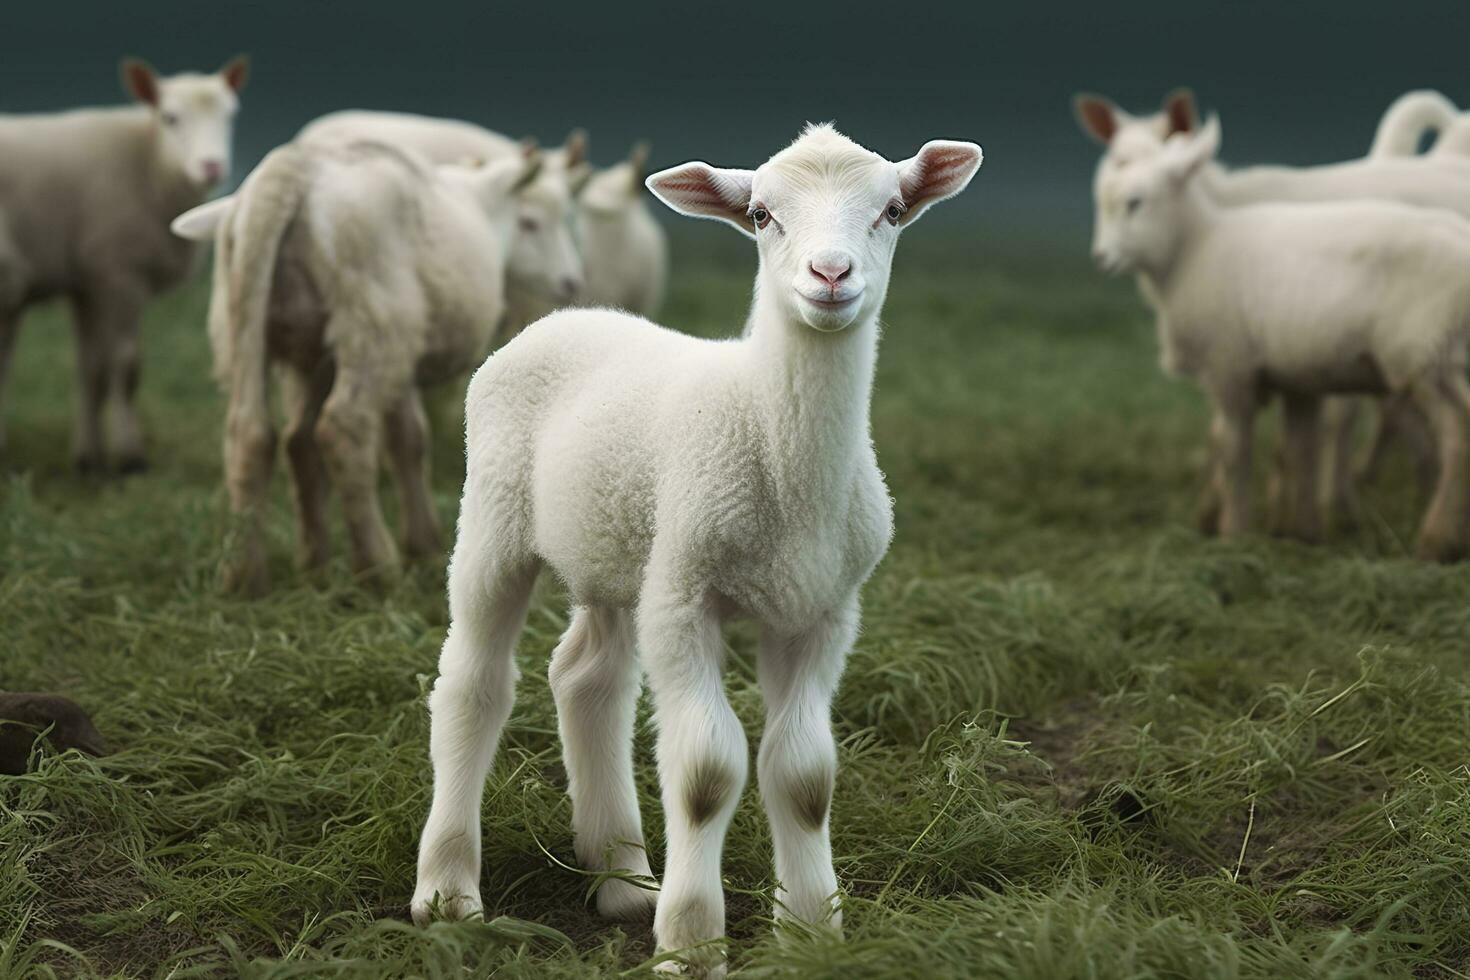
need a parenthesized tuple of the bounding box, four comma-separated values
(201, 160, 225, 183)
(809, 253, 852, 288)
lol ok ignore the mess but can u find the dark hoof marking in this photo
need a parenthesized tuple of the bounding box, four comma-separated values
(787, 767, 834, 832)
(684, 759, 735, 827)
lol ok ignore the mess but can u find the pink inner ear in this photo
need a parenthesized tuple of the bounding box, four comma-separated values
(658, 169, 740, 213)
(901, 146, 976, 206)
(1077, 98, 1118, 144)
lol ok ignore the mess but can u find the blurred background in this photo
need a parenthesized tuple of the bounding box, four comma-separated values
(2, 0, 1464, 245)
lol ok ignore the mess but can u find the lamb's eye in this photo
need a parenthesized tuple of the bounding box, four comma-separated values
(1126, 196, 1143, 214)
(750, 207, 772, 229)
(885, 202, 905, 225)
(160, 112, 179, 127)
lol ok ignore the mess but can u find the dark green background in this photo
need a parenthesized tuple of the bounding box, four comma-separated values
(3, 1, 1464, 243)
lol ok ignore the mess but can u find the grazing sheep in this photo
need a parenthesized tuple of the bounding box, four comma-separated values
(574, 142, 669, 317)
(1091, 116, 1470, 561)
(299, 111, 588, 332)
(171, 141, 542, 594)
(1076, 89, 1470, 530)
(0, 56, 249, 472)
(410, 124, 982, 975)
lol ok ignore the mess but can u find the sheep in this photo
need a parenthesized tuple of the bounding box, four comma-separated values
(409, 124, 982, 975)
(1090, 115, 1470, 561)
(170, 140, 543, 595)
(0, 56, 249, 472)
(574, 142, 669, 317)
(298, 111, 589, 334)
(1076, 89, 1470, 532)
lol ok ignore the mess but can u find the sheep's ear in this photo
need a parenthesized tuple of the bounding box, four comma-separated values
(219, 54, 250, 93)
(507, 152, 545, 195)
(646, 162, 756, 237)
(1074, 93, 1121, 144)
(1164, 114, 1220, 182)
(121, 58, 159, 106)
(628, 141, 652, 194)
(563, 128, 589, 168)
(895, 140, 983, 225)
(171, 196, 234, 241)
(1162, 88, 1196, 137)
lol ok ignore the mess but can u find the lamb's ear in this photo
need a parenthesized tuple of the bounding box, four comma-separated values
(896, 140, 983, 225)
(219, 54, 251, 94)
(628, 141, 652, 194)
(171, 196, 234, 241)
(1074, 93, 1122, 144)
(121, 58, 159, 106)
(1164, 114, 1220, 182)
(563, 128, 589, 168)
(645, 162, 756, 237)
(1162, 88, 1196, 137)
(498, 151, 545, 196)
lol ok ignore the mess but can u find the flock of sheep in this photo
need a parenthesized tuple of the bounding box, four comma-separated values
(2, 55, 1468, 977)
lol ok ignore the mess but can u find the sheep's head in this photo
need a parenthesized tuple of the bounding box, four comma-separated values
(123, 56, 249, 190)
(647, 124, 981, 333)
(1090, 115, 1221, 276)
(503, 131, 586, 304)
(578, 142, 652, 217)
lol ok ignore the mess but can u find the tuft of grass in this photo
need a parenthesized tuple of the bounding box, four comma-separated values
(2, 234, 1468, 978)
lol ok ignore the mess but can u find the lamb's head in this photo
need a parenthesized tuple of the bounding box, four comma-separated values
(1075, 89, 1198, 164)
(123, 56, 249, 190)
(577, 142, 652, 217)
(502, 130, 587, 303)
(1091, 115, 1221, 275)
(439, 149, 546, 239)
(647, 124, 982, 333)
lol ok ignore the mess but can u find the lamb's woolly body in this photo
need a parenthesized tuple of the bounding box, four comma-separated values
(204, 138, 525, 592)
(413, 124, 982, 975)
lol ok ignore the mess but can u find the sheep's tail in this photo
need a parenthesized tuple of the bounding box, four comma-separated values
(1369, 90, 1458, 159)
(223, 144, 307, 432)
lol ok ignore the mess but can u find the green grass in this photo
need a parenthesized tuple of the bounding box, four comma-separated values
(3, 234, 1469, 978)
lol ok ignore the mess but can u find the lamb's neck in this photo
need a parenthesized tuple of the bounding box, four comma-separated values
(133, 116, 207, 220)
(745, 278, 879, 492)
(1139, 181, 1213, 297)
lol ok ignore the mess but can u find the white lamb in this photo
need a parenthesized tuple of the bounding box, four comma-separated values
(1091, 115, 1470, 562)
(574, 142, 669, 316)
(410, 124, 982, 975)
(171, 141, 543, 594)
(1076, 89, 1470, 532)
(0, 56, 248, 471)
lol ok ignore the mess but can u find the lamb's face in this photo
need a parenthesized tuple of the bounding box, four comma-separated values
(506, 159, 584, 303)
(124, 57, 249, 190)
(1091, 117, 1221, 275)
(647, 125, 981, 334)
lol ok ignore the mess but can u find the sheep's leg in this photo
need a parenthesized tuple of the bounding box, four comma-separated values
(103, 298, 149, 474)
(548, 605, 658, 919)
(280, 364, 333, 571)
(384, 388, 443, 561)
(1194, 438, 1223, 536)
(0, 310, 18, 459)
(1276, 391, 1323, 543)
(641, 591, 745, 977)
(220, 383, 278, 597)
(1319, 397, 1361, 533)
(315, 367, 399, 582)
(1412, 374, 1470, 563)
(757, 598, 857, 937)
(412, 541, 540, 923)
(67, 294, 111, 474)
(1208, 383, 1257, 538)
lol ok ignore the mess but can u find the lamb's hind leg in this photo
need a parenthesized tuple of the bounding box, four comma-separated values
(757, 598, 857, 936)
(384, 388, 443, 561)
(412, 522, 540, 923)
(315, 363, 399, 582)
(1208, 381, 1258, 538)
(280, 364, 333, 571)
(641, 589, 746, 977)
(1412, 372, 1470, 563)
(1276, 391, 1324, 543)
(548, 605, 658, 919)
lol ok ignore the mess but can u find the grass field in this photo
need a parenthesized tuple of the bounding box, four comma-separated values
(3, 233, 1469, 979)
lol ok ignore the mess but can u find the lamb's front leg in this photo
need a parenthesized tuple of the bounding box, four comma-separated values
(639, 591, 747, 977)
(757, 599, 857, 935)
(1277, 392, 1324, 543)
(1207, 383, 1257, 538)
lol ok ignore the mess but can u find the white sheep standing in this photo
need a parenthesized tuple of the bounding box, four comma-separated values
(574, 142, 669, 316)
(1076, 89, 1470, 533)
(0, 56, 248, 471)
(410, 124, 982, 976)
(1091, 115, 1470, 561)
(171, 140, 543, 594)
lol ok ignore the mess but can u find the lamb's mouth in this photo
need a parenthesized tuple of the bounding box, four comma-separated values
(800, 291, 862, 311)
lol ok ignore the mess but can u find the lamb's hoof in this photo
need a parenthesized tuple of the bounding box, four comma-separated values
(1415, 534, 1468, 564)
(652, 954, 726, 979)
(0, 693, 108, 775)
(73, 452, 106, 477)
(594, 875, 660, 920)
(116, 454, 150, 476)
(221, 556, 271, 597)
(1194, 499, 1221, 536)
(410, 888, 483, 926)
